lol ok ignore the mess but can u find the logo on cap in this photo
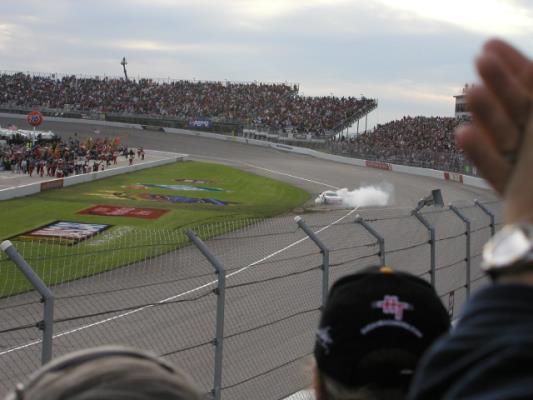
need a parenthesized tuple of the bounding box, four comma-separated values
(373, 295, 413, 320)
(316, 326, 333, 354)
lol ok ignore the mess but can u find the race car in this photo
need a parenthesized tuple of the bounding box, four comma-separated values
(315, 190, 343, 205)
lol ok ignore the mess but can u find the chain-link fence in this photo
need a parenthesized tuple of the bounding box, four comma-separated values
(0, 200, 502, 399)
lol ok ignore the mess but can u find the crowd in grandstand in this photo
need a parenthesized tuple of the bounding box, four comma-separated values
(0, 73, 472, 174)
(0, 73, 376, 135)
(327, 116, 471, 173)
(0, 134, 130, 177)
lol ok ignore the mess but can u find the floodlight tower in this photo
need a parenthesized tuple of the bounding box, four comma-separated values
(121, 57, 129, 81)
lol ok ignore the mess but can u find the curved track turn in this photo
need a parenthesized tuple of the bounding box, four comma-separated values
(0, 117, 499, 399)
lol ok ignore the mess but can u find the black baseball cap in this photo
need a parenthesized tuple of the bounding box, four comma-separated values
(314, 266, 450, 389)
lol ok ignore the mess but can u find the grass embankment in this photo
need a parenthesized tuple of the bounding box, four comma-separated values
(0, 161, 309, 296)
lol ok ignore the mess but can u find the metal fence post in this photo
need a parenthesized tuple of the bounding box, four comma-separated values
(474, 199, 496, 236)
(295, 216, 330, 308)
(411, 210, 436, 287)
(185, 231, 225, 400)
(354, 214, 385, 265)
(1, 240, 54, 364)
(449, 205, 472, 298)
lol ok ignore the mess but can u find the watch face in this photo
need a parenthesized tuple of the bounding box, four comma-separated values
(483, 225, 532, 270)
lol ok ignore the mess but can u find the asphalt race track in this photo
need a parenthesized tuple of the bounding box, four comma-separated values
(0, 116, 500, 399)
(0, 116, 496, 204)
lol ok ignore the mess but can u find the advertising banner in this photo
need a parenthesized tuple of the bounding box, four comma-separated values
(41, 179, 64, 192)
(365, 160, 392, 171)
(188, 119, 213, 129)
(443, 172, 464, 184)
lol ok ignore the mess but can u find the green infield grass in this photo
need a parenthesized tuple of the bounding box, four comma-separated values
(0, 161, 309, 296)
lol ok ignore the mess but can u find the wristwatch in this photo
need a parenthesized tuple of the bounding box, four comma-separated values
(482, 224, 533, 277)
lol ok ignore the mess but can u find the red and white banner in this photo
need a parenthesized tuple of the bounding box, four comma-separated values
(41, 179, 64, 192)
(365, 160, 392, 171)
(443, 172, 464, 184)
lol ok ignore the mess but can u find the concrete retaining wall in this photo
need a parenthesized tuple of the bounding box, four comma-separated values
(0, 153, 186, 201)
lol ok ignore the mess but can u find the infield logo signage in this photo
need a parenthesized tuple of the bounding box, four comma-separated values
(79, 205, 169, 219)
(175, 179, 212, 184)
(142, 194, 233, 205)
(17, 221, 112, 244)
(130, 183, 225, 192)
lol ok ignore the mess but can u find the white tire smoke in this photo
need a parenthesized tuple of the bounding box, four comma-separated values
(315, 183, 394, 208)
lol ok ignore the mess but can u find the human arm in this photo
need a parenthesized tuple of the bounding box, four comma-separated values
(456, 39, 533, 224)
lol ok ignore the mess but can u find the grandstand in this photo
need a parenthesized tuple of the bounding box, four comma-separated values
(327, 115, 473, 174)
(0, 71, 479, 175)
(0, 72, 377, 138)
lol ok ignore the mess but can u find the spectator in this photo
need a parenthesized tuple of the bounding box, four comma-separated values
(326, 116, 472, 173)
(0, 134, 129, 178)
(408, 39, 533, 399)
(313, 266, 450, 400)
(0, 73, 376, 135)
(5, 346, 202, 400)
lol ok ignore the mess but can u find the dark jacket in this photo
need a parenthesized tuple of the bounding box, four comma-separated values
(409, 283, 533, 400)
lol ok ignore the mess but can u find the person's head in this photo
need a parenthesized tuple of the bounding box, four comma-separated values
(6, 346, 202, 400)
(313, 266, 450, 400)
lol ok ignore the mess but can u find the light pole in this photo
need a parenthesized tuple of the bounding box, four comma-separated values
(120, 57, 128, 81)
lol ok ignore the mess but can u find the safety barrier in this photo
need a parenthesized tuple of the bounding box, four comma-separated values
(0, 199, 501, 399)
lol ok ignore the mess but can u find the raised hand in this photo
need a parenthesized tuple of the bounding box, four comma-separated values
(456, 39, 533, 224)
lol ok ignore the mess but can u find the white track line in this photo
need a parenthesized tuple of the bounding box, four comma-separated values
(187, 155, 340, 190)
(0, 187, 354, 358)
(242, 162, 340, 189)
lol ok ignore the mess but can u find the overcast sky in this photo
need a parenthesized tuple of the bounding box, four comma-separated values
(1, 0, 532, 128)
